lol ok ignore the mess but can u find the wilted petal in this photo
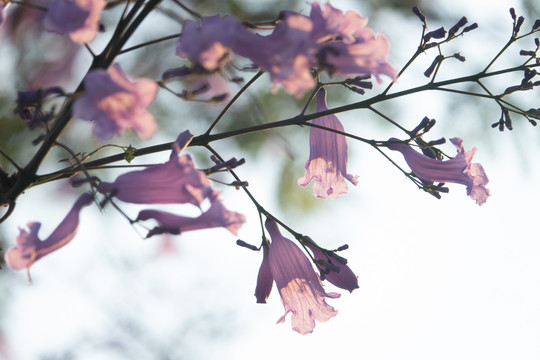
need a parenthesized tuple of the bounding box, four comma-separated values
(73, 64, 158, 140)
(98, 131, 213, 206)
(266, 219, 338, 335)
(4, 193, 93, 278)
(136, 191, 245, 238)
(298, 88, 358, 198)
(387, 137, 490, 205)
(304, 237, 359, 292)
(43, 0, 105, 44)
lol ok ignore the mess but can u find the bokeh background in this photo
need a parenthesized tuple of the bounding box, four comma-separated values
(1, 0, 540, 359)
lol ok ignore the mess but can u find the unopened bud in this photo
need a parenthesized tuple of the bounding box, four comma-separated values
(448, 16, 468, 38)
(412, 6, 426, 23)
(236, 239, 259, 251)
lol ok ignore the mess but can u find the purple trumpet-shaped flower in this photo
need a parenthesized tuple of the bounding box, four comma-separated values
(4, 193, 93, 281)
(43, 0, 105, 44)
(176, 15, 253, 71)
(298, 88, 358, 199)
(73, 64, 159, 140)
(97, 131, 213, 206)
(387, 137, 490, 205)
(255, 242, 273, 303)
(136, 191, 246, 238)
(256, 219, 339, 335)
(303, 237, 359, 292)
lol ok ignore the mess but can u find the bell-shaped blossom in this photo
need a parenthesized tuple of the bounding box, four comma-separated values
(303, 237, 359, 292)
(136, 191, 246, 238)
(42, 0, 105, 44)
(97, 130, 213, 206)
(309, 2, 368, 44)
(4, 193, 93, 281)
(73, 64, 159, 140)
(298, 88, 358, 198)
(258, 219, 339, 335)
(387, 137, 490, 205)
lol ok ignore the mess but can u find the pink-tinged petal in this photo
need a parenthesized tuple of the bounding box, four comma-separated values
(255, 243, 273, 303)
(309, 2, 368, 44)
(388, 137, 490, 205)
(42, 0, 105, 44)
(4, 193, 93, 278)
(298, 88, 358, 198)
(136, 191, 245, 237)
(304, 237, 359, 292)
(73, 64, 159, 140)
(97, 131, 214, 206)
(266, 219, 338, 335)
(176, 15, 251, 71)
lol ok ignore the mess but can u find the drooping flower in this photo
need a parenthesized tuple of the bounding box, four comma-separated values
(303, 237, 359, 292)
(4, 193, 93, 281)
(42, 0, 105, 44)
(257, 219, 339, 335)
(97, 130, 213, 206)
(387, 137, 490, 205)
(73, 64, 159, 140)
(298, 88, 358, 198)
(136, 191, 246, 238)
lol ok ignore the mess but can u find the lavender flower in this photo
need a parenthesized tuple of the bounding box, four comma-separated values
(73, 64, 159, 140)
(136, 191, 246, 238)
(303, 237, 359, 292)
(298, 88, 358, 199)
(43, 0, 105, 44)
(255, 242, 273, 303)
(387, 137, 490, 205)
(97, 131, 213, 206)
(4, 193, 93, 281)
(176, 15, 252, 71)
(257, 219, 339, 335)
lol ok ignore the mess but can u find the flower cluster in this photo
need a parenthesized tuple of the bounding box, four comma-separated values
(173, 2, 395, 97)
(98, 130, 246, 238)
(255, 219, 358, 334)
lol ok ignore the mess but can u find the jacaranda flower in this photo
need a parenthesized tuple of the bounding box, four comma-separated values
(298, 88, 358, 198)
(43, 0, 105, 44)
(97, 131, 213, 206)
(4, 193, 93, 281)
(174, 2, 395, 98)
(176, 15, 251, 71)
(0, 1, 9, 26)
(73, 64, 159, 140)
(136, 191, 246, 238)
(387, 137, 490, 205)
(257, 219, 339, 335)
(303, 237, 359, 292)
